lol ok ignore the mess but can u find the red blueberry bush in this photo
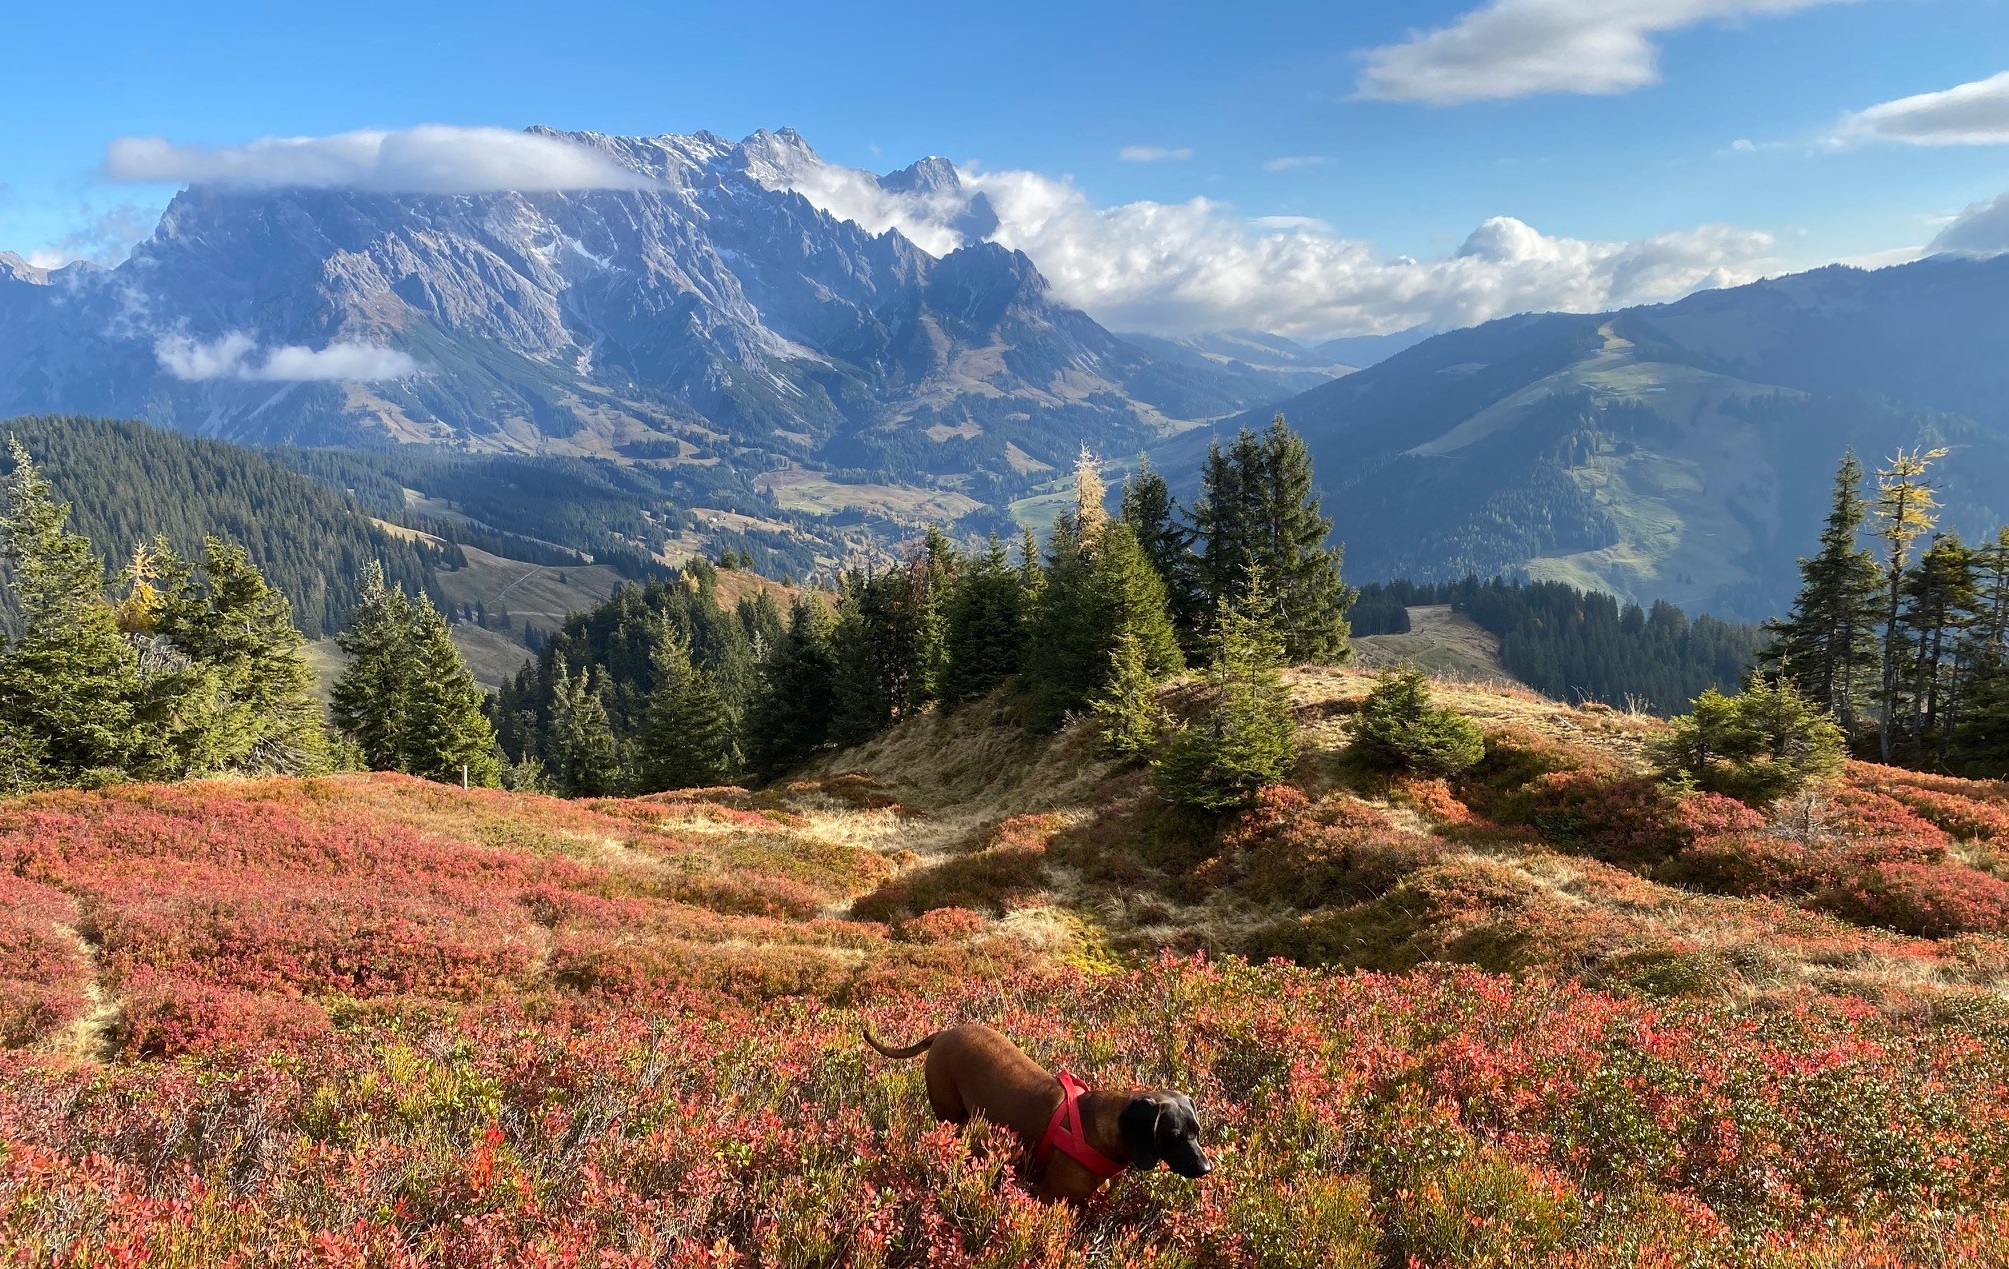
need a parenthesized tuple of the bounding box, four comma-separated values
(6, 765, 2009, 1264)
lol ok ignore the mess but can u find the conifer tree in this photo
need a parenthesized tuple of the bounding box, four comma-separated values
(1871, 448, 1947, 760)
(1151, 573, 1298, 810)
(1121, 457, 1204, 648)
(1090, 629, 1161, 758)
(547, 667, 622, 796)
(940, 535, 1027, 705)
(1072, 447, 1109, 545)
(1953, 653, 2009, 778)
(910, 526, 959, 711)
(331, 562, 417, 771)
(1351, 668, 1485, 775)
(1653, 674, 1845, 804)
(632, 627, 733, 791)
(1021, 514, 1182, 731)
(745, 597, 839, 782)
(1900, 532, 1978, 756)
(400, 594, 502, 787)
(830, 569, 912, 745)
(152, 537, 329, 775)
(1763, 452, 1884, 736)
(0, 439, 146, 786)
(1191, 416, 1354, 663)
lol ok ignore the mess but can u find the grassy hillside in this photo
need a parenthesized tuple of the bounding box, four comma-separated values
(1167, 262, 2009, 620)
(7, 676, 2009, 1262)
(1352, 604, 1523, 687)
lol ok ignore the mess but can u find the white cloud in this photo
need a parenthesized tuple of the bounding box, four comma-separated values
(1729, 138, 1757, 152)
(1834, 71, 2009, 147)
(1118, 146, 1194, 162)
(156, 333, 419, 382)
(1263, 155, 1328, 172)
(762, 151, 1780, 339)
(105, 125, 652, 194)
(1930, 192, 2009, 255)
(1356, 0, 1847, 105)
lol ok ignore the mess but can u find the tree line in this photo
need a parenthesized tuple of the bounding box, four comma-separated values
(0, 438, 501, 794)
(1352, 576, 1766, 714)
(493, 416, 1353, 804)
(1, 415, 448, 636)
(1766, 448, 2009, 775)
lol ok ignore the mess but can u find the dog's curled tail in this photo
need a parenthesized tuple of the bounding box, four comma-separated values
(862, 1026, 935, 1060)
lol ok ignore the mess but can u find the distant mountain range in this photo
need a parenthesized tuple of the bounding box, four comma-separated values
(10, 124, 2009, 623)
(1169, 253, 2009, 620)
(0, 129, 1324, 513)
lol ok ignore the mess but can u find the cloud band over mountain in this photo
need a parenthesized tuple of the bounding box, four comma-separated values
(106, 126, 652, 194)
(98, 123, 1781, 340)
(156, 333, 419, 383)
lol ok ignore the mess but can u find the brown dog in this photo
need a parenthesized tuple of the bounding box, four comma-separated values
(863, 1022, 1211, 1201)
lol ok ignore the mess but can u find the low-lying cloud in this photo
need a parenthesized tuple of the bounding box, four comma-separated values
(1835, 71, 2009, 147)
(106, 125, 651, 194)
(157, 333, 419, 382)
(1356, 0, 1847, 105)
(1930, 192, 2009, 255)
(760, 150, 1779, 339)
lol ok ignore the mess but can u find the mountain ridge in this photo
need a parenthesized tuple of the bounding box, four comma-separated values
(1169, 252, 2009, 620)
(0, 128, 1313, 512)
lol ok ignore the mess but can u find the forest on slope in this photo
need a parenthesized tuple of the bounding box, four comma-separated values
(0, 415, 448, 636)
(1351, 577, 1766, 714)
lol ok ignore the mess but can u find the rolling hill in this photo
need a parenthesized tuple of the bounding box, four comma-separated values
(6, 673, 2009, 1261)
(1173, 253, 2009, 620)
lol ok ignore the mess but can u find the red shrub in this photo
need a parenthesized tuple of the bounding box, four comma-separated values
(1815, 862, 2009, 939)
(894, 908, 988, 944)
(1225, 785, 1439, 908)
(1674, 792, 1767, 841)
(1504, 771, 1687, 867)
(0, 874, 88, 1047)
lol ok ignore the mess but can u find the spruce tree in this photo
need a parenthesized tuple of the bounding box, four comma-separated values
(547, 667, 622, 796)
(1351, 668, 1485, 775)
(1953, 652, 2009, 778)
(909, 526, 958, 711)
(1151, 573, 1299, 810)
(1900, 532, 1979, 757)
(745, 597, 839, 783)
(153, 537, 329, 775)
(1121, 457, 1204, 649)
(1021, 513, 1182, 731)
(1763, 452, 1883, 736)
(632, 627, 732, 791)
(1652, 675, 1845, 804)
(331, 562, 417, 771)
(401, 594, 502, 787)
(1191, 416, 1354, 663)
(0, 439, 146, 786)
(940, 534, 1027, 705)
(1090, 629, 1161, 758)
(830, 569, 909, 745)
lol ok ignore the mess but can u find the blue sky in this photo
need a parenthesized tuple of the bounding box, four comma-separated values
(7, 0, 2009, 337)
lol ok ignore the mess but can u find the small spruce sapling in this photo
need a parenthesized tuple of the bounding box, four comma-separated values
(1349, 668, 1484, 776)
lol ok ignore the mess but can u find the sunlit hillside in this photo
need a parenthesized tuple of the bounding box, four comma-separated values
(7, 673, 2009, 1264)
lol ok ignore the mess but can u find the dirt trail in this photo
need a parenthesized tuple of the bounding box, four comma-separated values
(47, 924, 119, 1063)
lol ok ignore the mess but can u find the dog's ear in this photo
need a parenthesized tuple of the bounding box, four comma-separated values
(1119, 1096, 1162, 1171)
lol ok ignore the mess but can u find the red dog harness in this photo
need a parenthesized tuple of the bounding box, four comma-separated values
(1035, 1071, 1125, 1179)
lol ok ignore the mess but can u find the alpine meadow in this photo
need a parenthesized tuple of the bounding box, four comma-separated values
(11, 5, 2009, 1265)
